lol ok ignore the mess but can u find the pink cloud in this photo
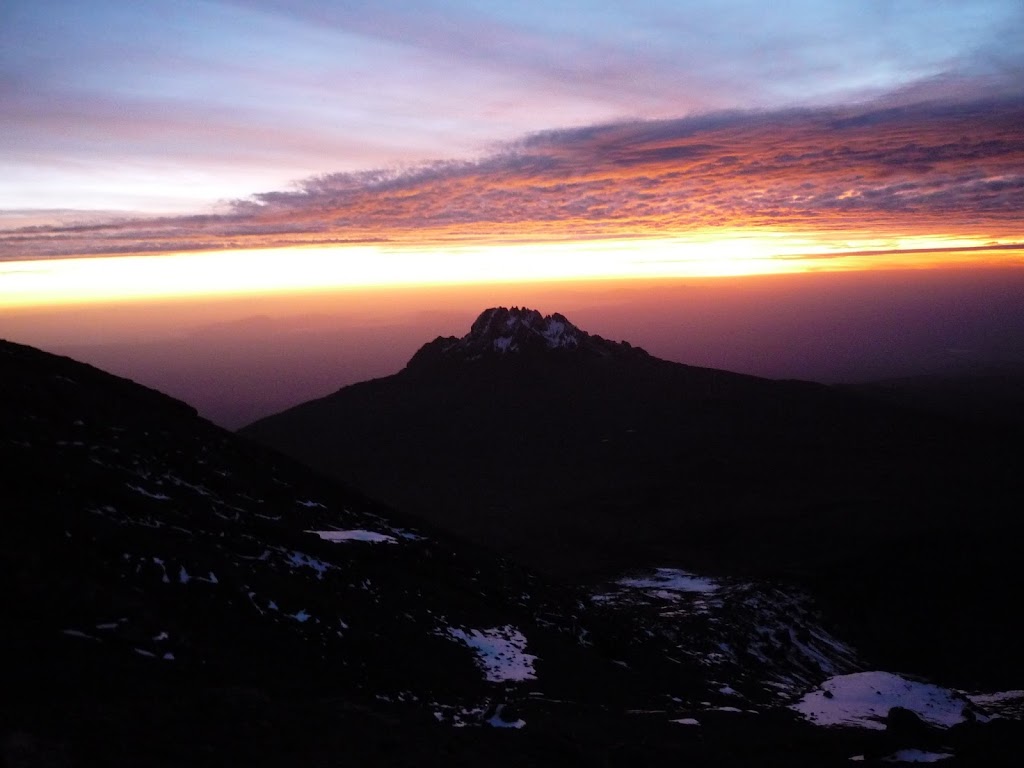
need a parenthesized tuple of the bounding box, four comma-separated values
(3, 95, 1022, 260)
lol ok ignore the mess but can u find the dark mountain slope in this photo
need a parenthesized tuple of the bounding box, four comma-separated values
(242, 308, 1024, 688)
(0, 338, 621, 764)
(6, 336, 1024, 764)
(841, 365, 1024, 430)
(0, 336, 918, 766)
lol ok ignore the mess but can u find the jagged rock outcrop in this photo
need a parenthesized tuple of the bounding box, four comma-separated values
(407, 306, 646, 369)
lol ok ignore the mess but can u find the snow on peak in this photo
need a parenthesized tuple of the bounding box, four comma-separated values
(406, 306, 648, 368)
(468, 306, 583, 354)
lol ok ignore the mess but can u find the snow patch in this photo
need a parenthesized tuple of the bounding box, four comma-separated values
(126, 484, 171, 501)
(62, 629, 99, 641)
(431, 702, 487, 728)
(486, 704, 525, 728)
(166, 475, 211, 496)
(447, 625, 538, 682)
(285, 550, 333, 579)
(881, 750, 954, 763)
(670, 717, 701, 726)
(969, 689, 1024, 705)
(791, 671, 972, 730)
(541, 318, 578, 348)
(617, 568, 719, 594)
(310, 529, 397, 544)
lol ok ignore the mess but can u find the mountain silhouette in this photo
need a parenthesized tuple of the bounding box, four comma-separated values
(406, 305, 647, 365)
(242, 307, 1024, 688)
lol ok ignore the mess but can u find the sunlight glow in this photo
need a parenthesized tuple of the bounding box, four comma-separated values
(1, 234, 1020, 309)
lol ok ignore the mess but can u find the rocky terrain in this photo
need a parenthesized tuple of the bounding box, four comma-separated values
(5, 332, 1024, 765)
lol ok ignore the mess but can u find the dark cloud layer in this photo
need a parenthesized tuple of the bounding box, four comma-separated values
(3, 95, 1023, 260)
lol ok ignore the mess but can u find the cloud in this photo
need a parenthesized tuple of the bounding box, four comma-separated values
(5, 1, 1023, 217)
(3, 94, 1023, 260)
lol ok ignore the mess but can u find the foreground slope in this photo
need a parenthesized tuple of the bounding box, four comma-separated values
(242, 307, 1024, 688)
(2, 337, 934, 767)
(0, 338, 626, 764)
(6, 337, 1024, 765)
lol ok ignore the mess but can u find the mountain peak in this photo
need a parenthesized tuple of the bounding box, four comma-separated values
(407, 306, 646, 368)
(468, 306, 582, 353)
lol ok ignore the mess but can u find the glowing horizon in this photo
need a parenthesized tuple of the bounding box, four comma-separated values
(2, 232, 1021, 310)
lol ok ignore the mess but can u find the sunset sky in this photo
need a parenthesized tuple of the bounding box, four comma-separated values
(2, 0, 1023, 425)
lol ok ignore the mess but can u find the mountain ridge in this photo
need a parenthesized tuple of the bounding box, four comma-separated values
(241, 308, 1024, 690)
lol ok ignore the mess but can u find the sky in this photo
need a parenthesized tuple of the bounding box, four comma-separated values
(2, 1, 1024, 426)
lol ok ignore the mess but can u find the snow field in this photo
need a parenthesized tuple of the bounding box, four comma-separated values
(447, 625, 538, 682)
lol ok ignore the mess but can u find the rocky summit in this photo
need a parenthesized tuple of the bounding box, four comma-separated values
(407, 306, 646, 368)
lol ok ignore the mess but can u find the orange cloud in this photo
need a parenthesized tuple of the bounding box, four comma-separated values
(2, 95, 1022, 261)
